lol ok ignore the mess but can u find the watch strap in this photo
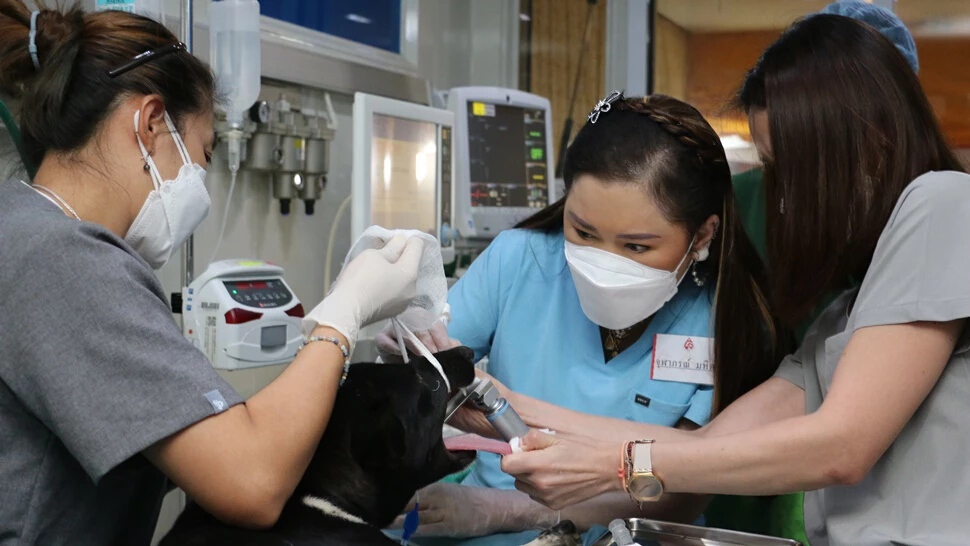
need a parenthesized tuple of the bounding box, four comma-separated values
(632, 440, 654, 473)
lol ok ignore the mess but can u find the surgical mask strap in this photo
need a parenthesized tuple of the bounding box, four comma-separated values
(391, 318, 451, 392)
(134, 110, 163, 191)
(133, 110, 192, 191)
(675, 235, 696, 273)
(162, 111, 192, 165)
(671, 235, 697, 285)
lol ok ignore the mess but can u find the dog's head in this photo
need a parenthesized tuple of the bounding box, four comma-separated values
(297, 346, 478, 527)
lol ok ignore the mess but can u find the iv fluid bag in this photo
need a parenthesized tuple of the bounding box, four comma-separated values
(210, 0, 261, 128)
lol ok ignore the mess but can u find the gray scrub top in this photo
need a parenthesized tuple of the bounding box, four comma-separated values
(0, 180, 244, 545)
(774, 171, 970, 546)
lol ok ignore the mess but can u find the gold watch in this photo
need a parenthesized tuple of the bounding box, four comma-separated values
(622, 440, 664, 503)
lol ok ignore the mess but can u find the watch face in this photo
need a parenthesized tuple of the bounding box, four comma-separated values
(629, 474, 663, 501)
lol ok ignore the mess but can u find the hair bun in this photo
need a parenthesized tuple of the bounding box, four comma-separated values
(32, 7, 85, 74)
(0, 2, 84, 97)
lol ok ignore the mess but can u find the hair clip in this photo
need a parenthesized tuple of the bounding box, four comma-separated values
(108, 42, 186, 79)
(588, 90, 623, 124)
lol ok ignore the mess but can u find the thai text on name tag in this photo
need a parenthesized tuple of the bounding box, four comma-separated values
(650, 334, 714, 386)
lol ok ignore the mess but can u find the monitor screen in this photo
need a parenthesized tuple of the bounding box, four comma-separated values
(369, 113, 438, 235)
(466, 101, 549, 209)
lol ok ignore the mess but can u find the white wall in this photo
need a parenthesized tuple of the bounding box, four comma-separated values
(417, 0, 519, 91)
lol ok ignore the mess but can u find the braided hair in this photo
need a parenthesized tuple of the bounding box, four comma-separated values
(516, 93, 791, 415)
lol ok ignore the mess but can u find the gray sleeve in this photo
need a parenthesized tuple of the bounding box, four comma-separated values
(773, 352, 806, 390)
(7, 225, 244, 483)
(852, 172, 970, 350)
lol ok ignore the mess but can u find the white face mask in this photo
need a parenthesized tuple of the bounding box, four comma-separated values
(564, 238, 695, 330)
(125, 110, 211, 269)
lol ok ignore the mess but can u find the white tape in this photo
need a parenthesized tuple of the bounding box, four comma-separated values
(392, 317, 451, 392)
(507, 429, 554, 454)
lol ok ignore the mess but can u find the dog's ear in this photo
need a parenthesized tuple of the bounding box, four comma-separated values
(432, 346, 476, 389)
(350, 395, 408, 470)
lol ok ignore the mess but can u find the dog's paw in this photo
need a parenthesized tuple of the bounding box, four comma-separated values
(523, 520, 582, 546)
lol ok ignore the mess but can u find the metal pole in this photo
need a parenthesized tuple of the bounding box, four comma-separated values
(181, 0, 195, 287)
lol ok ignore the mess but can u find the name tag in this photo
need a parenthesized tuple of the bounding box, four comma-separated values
(651, 334, 714, 386)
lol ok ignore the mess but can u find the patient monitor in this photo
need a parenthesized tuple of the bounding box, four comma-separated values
(446, 87, 556, 239)
(351, 92, 456, 264)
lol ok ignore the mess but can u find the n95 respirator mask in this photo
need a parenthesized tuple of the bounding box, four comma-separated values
(126, 110, 211, 269)
(564, 240, 693, 330)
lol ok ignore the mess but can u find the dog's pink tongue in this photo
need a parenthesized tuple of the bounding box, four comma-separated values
(444, 434, 512, 456)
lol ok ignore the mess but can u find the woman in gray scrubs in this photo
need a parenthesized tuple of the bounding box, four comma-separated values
(0, 3, 424, 544)
(499, 13, 970, 546)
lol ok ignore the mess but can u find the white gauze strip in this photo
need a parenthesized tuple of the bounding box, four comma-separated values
(391, 317, 451, 392)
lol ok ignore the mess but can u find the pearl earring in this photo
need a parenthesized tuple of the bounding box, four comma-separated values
(692, 263, 704, 287)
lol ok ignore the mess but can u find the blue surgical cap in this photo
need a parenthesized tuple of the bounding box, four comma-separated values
(818, 1, 919, 73)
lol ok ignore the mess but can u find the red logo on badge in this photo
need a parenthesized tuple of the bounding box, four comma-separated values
(684, 338, 694, 350)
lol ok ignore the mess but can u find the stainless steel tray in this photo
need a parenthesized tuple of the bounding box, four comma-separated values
(590, 519, 803, 546)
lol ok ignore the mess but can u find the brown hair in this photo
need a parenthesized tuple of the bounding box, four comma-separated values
(517, 94, 792, 415)
(0, 0, 215, 170)
(737, 15, 966, 325)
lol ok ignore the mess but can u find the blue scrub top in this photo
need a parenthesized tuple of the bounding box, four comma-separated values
(418, 230, 714, 546)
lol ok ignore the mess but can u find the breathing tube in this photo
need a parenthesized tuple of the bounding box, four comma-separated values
(0, 96, 34, 180)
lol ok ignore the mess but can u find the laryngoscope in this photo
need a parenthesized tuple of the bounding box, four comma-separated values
(445, 377, 530, 442)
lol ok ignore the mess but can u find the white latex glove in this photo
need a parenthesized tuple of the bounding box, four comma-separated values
(304, 235, 424, 353)
(388, 482, 559, 538)
(375, 318, 458, 363)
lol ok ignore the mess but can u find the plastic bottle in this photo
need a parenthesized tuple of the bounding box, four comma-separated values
(209, 0, 261, 130)
(608, 519, 636, 546)
(209, 0, 260, 213)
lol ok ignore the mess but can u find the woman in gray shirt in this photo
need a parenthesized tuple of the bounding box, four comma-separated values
(497, 12, 970, 546)
(0, 2, 425, 544)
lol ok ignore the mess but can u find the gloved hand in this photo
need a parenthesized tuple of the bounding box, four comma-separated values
(375, 316, 459, 363)
(388, 482, 559, 538)
(303, 235, 425, 353)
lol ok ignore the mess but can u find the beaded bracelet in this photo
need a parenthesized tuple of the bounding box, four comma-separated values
(298, 335, 351, 386)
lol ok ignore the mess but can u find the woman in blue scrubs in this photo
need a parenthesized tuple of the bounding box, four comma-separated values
(387, 94, 789, 545)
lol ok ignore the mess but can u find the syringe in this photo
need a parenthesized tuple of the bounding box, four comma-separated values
(608, 519, 636, 546)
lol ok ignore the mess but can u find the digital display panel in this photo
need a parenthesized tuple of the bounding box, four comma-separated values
(223, 279, 293, 309)
(467, 101, 548, 209)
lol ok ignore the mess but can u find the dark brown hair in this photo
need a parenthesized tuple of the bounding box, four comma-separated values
(517, 94, 791, 414)
(737, 15, 966, 325)
(0, 0, 215, 170)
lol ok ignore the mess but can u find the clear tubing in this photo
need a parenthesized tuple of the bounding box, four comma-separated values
(207, 157, 238, 266)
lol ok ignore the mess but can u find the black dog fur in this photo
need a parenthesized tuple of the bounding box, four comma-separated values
(160, 346, 479, 546)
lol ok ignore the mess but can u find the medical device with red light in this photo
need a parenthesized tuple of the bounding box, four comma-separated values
(182, 259, 304, 370)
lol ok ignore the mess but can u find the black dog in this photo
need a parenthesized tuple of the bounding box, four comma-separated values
(160, 346, 479, 546)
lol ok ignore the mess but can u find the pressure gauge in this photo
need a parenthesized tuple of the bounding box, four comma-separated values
(250, 101, 271, 124)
